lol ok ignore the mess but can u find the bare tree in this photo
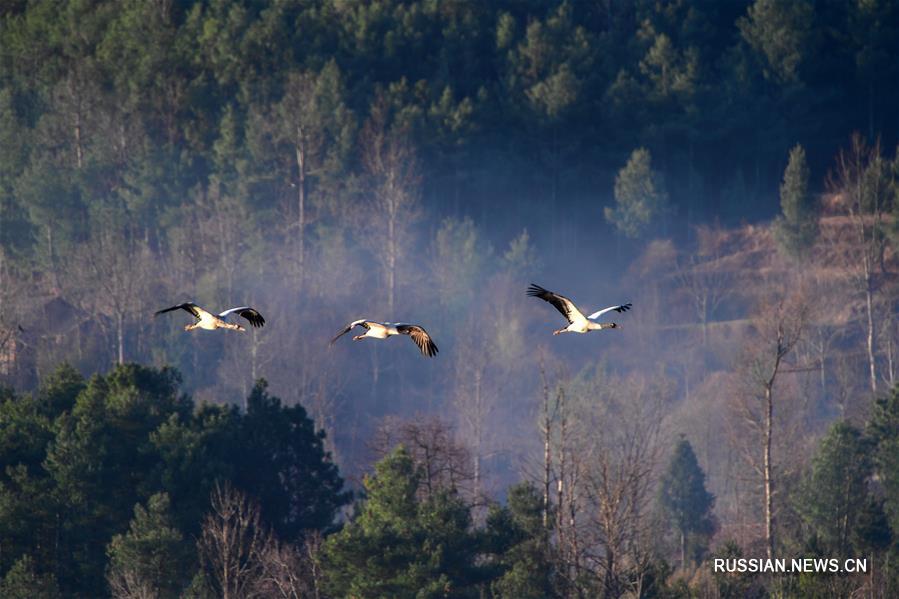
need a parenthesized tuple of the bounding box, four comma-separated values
(828, 133, 895, 393)
(675, 225, 734, 345)
(537, 359, 559, 532)
(201, 180, 254, 305)
(107, 570, 157, 599)
(369, 415, 476, 502)
(553, 376, 591, 595)
(733, 293, 807, 559)
(256, 531, 325, 599)
(581, 375, 666, 599)
(73, 215, 152, 365)
(248, 65, 350, 288)
(451, 314, 506, 503)
(359, 101, 421, 314)
(198, 483, 269, 599)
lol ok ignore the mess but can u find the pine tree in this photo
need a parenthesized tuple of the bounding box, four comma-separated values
(605, 148, 670, 239)
(0, 555, 60, 599)
(796, 422, 871, 555)
(234, 379, 350, 541)
(738, 0, 814, 84)
(34, 363, 85, 418)
(320, 446, 483, 598)
(484, 482, 554, 598)
(658, 437, 716, 568)
(868, 387, 899, 532)
(106, 493, 192, 597)
(774, 144, 818, 258)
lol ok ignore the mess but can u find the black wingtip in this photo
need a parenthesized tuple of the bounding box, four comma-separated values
(526, 283, 546, 296)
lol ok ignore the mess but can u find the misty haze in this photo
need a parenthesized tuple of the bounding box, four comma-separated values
(1, 1, 898, 597)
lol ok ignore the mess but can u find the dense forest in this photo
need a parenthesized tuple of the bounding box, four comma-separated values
(2, 0, 899, 597)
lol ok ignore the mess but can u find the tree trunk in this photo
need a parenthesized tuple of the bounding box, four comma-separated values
(387, 207, 396, 314)
(473, 367, 483, 499)
(116, 311, 124, 365)
(603, 550, 616, 599)
(543, 423, 550, 531)
(764, 384, 774, 560)
(47, 225, 60, 293)
(865, 262, 877, 394)
(681, 530, 686, 570)
(557, 387, 568, 576)
(70, 74, 84, 170)
(295, 130, 306, 288)
(542, 378, 551, 531)
(251, 327, 258, 383)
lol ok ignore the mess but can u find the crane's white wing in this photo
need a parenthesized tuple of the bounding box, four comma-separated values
(587, 303, 632, 320)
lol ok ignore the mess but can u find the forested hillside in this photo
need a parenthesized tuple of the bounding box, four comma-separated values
(2, 1, 899, 597)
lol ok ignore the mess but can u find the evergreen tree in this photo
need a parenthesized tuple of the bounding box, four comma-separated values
(106, 492, 192, 597)
(150, 402, 243, 535)
(320, 445, 483, 598)
(34, 363, 85, 419)
(774, 144, 818, 258)
(0, 555, 60, 599)
(41, 364, 191, 594)
(233, 380, 350, 541)
(605, 147, 671, 239)
(709, 541, 766, 599)
(484, 482, 554, 598)
(738, 0, 814, 85)
(796, 421, 871, 555)
(658, 437, 716, 568)
(868, 387, 899, 532)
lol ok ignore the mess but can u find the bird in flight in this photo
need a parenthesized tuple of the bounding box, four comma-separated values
(330, 320, 438, 357)
(155, 303, 265, 332)
(527, 283, 631, 335)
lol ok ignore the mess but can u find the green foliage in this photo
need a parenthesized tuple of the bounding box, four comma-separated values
(796, 421, 872, 555)
(605, 147, 671, 239)
(151, 402, 242, 534)
(432, 217, 490, 315)
(659, 437, 716, 566)
(774, 144, 817, 258)
(2, 2, 899, 595)
(502, 229, 539, 275)
(0, 393, 53, 482)
(484, 482, 554, 598)
(0, 365, 347, 597)
(738, 0, 814, 84)
(38, 365, 192, 593)
(709, 541, 766, 599)
(34, 363, 85, 418)
(0, 555, 60, 599)
(106, 493, 192, 597)
(320, 445, 484, 598)
(234, 380, 350, 540)
(869, 386, 899, 533)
